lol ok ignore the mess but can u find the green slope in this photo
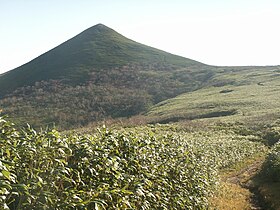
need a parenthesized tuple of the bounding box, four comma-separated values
(2, 24, 278, 129)
(146, 65, 280, 124)
(0, 24, 203, 97)
(0, 24, 215, 128)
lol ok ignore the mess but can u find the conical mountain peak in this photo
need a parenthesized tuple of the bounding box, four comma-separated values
(0, 24, 203, 96)
(78, 23, 115, 37)
(90, 23, 111, 30)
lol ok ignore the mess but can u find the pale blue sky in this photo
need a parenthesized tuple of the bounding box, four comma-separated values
(1, 0, 280, 74)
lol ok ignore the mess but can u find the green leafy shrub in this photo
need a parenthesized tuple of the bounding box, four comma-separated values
(263, 127, 280, 146)
(262, 141, 280, 182)
(0, 117, 217, 209)
(0, 116, 266, 209)
(0, 117, 29, 210)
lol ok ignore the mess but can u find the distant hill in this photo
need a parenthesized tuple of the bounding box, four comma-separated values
(0, 24, 204, 97)
(0, 24, 215, 129)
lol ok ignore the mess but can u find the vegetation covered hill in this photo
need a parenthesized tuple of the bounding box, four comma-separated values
(0, 24, 215, 128)
(0, 24, 279, 130)
(1, 23, 279, 210)
(0, 23, 203, 97)
(146, 65, 280, 124)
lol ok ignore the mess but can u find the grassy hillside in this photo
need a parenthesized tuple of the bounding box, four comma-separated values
(0, 24, 203, 97)
(0, 63, 218, 129)
(0, 24, 216, 128)
(0, 24, 279, 129)
(146, 65, 280, 124)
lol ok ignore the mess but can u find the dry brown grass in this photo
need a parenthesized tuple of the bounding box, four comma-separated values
(210, 182, 251, 210)
(210, 155, 267, 210)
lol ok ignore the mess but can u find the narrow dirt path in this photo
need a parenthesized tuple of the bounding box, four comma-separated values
(225, 159, 266, 210)
(210, 157, 269, 210)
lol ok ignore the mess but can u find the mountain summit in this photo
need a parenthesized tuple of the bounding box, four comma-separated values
(0, 24, 212, 128)
(0, 24, 203, 96)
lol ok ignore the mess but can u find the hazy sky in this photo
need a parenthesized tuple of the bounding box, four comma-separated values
(1, 0, 280, 74)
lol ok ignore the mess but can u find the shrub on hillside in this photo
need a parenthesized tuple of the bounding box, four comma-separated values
(0, 116, 216, 209)
(262, 141, 280, 182)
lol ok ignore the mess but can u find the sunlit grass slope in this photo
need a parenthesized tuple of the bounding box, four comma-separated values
(146, 66, 280, 123)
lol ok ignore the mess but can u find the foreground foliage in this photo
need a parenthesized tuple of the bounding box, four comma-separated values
(262, 141, 280, 182)
(0, 117, 266, 209)
(261, 121, 280, 182)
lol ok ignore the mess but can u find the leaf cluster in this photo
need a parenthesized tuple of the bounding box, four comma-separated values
(262, 141, 280, 182)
